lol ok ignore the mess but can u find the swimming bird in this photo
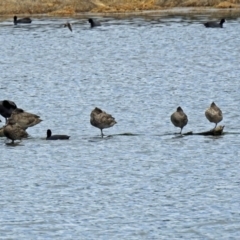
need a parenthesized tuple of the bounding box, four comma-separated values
(205, 102, 223, 129)
(90, 107, 117, 138)
(13, 16, 32, 25)
(88, 18, 101, 28)
(9, 108, 42, 130)
(3, 119, 28, 144)
(171, 106, 188, 134)
(204, 19, 225, 28)
(0, 100, 17, 123)
(64, 22, 72, 32)
(46, 129, 70, 140)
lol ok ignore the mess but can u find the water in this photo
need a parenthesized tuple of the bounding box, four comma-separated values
(0, 11, 240, 239)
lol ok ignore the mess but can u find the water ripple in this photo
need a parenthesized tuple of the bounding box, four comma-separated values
(0, 13, 240, 239)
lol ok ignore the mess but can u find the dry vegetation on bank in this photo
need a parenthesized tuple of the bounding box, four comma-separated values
(0, 0, 239, 15)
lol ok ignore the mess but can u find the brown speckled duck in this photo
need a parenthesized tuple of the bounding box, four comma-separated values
(205, 102, 223, 129)
(90, 107, 117, 138)
(171, 106, 188, 134)
(9, 108, 42, 130)
(3, 119, 28, 144)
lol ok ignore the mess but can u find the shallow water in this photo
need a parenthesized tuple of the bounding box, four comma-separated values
(0, 12, 240, 239)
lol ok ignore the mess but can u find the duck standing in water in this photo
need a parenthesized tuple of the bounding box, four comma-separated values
(171, 106, 188, 134)
(13, 16, 32, 25)
(90, 107, 117, 138)
(0, 100, 17, 123)
(46, 129, 70, 140)
(204, 19, 225, 28)
(9, 108, 42, 130)
(205, 102, 223, 129)
(3, 119, 28, 144)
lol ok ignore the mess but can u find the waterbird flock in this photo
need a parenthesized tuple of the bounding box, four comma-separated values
(0, 98, 224, 144)
(12, 15, 225, 31)
(170, 102, 223, 135)
(1, 15, 226, 143)
(12, 16, 102, 31)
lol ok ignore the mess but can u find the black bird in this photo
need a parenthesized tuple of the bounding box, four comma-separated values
(204, 19, 225, 28)
(14, 16, 32, 25)
(64, 22, 72, 32)
(0, 100, 17, 123)
(88, 18, 101, 28)
(46, 129, 70, 140)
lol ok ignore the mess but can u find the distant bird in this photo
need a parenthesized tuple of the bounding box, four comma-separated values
(0, 100, 17, 123)
(171, 106, 188, 134)
(205, 102, 223, 129)
(13, 16, 32, 25)
(9, 108, 42, 130)
(204, 19, 225, 28)
(88, 18, 101, 28)
(46, 129, 70, 140)
(90, 107, 117, 138)
(64, 22, 72, 32)
(3, 119, 28, 144)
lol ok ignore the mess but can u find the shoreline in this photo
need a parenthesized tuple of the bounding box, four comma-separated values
(1, 7, 240, 18)
(0, 0, 239, 17)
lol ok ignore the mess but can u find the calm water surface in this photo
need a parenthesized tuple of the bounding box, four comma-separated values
(0, 11, 240, 239)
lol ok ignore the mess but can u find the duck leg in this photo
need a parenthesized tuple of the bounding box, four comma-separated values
(101, 129, 104, 138)
(212, 123, 217, 131)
